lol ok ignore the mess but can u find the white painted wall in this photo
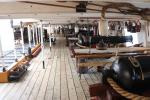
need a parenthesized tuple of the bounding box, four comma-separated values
(137, 22, 146, 46)
(132, 21, 149, 47)
(124, 21, 148, 47)
(144, 21, 150, 47)
(0, 19, 14, 51)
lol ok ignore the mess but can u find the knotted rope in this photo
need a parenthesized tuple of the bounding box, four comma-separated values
(107, 78, 150, 100)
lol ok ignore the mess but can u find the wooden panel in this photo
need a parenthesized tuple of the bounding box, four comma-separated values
(0, 72, 9, 83)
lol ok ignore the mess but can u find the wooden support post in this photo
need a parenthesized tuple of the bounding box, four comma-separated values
(32, 24, 35, 46)
(38, 27, 41, 43)
(98, 20, 101, 35)
(27, 25, 32, 48)
(10, 19, 17, 61)
(99, 18, 108, 36)
(40, 21, 45, 69)
(49, 23, 52, 51)
(35, 24, 39, 44)
(20, 21, 25, 55)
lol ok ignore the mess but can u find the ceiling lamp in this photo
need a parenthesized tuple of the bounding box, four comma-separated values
(76, 1, 87, 12)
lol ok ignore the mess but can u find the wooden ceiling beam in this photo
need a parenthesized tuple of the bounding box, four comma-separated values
(20, 1, 146, 17)
(20, 1, 121, 13)
(20, 1, 75, 9)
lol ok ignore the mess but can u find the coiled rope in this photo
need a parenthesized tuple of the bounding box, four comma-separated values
(107, 78, 150, 100)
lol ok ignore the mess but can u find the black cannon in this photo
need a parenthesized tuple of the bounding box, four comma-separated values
(78, 35, 133, 47)
(102, 55, 150, 94)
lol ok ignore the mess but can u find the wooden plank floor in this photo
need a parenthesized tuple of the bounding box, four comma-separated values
(0, 36, 102, 100)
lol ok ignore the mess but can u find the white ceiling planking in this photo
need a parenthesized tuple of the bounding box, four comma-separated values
(0, 1, 148, 24)
(0, 1, 149, 14)
(0, 13, 101, 19)
(0, 2, 75, 14)
(0, 0, 149, 3)
(0, 12, 140, 21)
(0, 1, 149, 15)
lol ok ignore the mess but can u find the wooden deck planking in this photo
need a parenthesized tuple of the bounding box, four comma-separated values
(20, 71, 41, 100)
(57, 39, 69, 100)
(65, 59, 78, 100)
(89, 71, 101, 84)
(15, 49, 47, 100)
(70, 56, 90, 99)
(14, 61, 42, 100)
(53, 48, 61, 100)
(31, 46, 54, 100)
(4, 46, 48, 100)
(0, 36, 102, 100)
(69, 49, 98, 100)
(0, 84, 9, 95)
(44, 47, 59, 100)
(2, 59, 41, 100)
(68, 56, 87, 100)
(0, 83, 16, 100)
(19, 47, 49, 100)
(60, 47, 69, 100)
(60, 60, 69, 100)
(29, 47, 55, 100)
(36, 59, 53, 100)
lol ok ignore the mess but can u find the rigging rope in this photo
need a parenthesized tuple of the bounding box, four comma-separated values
(107, 78, 150, 100)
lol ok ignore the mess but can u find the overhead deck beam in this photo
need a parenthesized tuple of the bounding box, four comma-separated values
(0, 0, 149, 3)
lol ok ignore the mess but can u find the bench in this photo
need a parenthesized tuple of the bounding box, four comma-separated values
(8, 61, 29, 81)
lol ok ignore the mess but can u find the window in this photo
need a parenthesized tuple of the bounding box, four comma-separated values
(124, 28, 138, 46)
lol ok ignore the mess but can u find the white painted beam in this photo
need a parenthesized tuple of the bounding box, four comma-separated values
(35, 24, 39, 44)
(40, 20, 45, 68)
(20, 21, 25, 54)
(0, 0, 149, 3)
(32, 24, 35, 46)
(49, 23, 52, 49)
(27, 25, 32, 48)
(10, 19, 17, 61)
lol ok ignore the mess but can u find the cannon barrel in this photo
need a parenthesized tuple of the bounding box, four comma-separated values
(78, 35, 133, 46)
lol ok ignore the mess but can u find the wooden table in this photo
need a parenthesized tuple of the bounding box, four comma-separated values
(66, 36, 78, 46)
(67, 37, 78, 48)
(72, 47, 150, 77)
(74, 47, 150, 56)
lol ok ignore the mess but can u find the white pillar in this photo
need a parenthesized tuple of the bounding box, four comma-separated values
(40, 21, 45, 68)
(35, 24, 39, 44)
(98, 20, 101, 35)
(99, 19, 108, 36)
(49, 23, 52, 49)
(38, 27, 41, 43)
(20, 21, 25, 54)
(10, 19, 17, 61)
(27, 25, 32, 48)
(32, 25, 35, 46)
